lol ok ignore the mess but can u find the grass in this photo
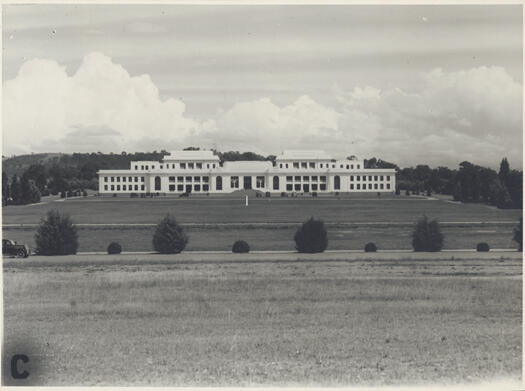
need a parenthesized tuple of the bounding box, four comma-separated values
(3, 256, 522, 386)
(2, 195, 521, 225)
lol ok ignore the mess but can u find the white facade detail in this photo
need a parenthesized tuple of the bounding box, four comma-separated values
(97, 150, 397, 194)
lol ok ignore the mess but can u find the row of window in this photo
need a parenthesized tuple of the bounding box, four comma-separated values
(168, 184, 210, 192)
(350, 175, 391, 182)
(104, 176, 145, 183)
(279, 162, 362, 170)
(286, 175, 327, 183)
(133, 162, 217, 170)
(351, 183, 391, 190)
(168, 176, 210, 183)
(104, 184, 145, 191)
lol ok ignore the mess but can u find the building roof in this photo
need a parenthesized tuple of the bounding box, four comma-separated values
(277, 150, 332, 160)
(222, 161, 273, 172)
(163, 150, 219, 161)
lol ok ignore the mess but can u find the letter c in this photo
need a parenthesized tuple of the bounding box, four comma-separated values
(11, 354, 29, 379)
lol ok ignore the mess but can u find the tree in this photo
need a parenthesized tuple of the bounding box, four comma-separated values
(20, 178, 41, 204)
(412, 216, 444, 252)
(2, 171, 10, 206)
(499, 157, 510, 186)
(294, 217, 328, 253)
(10, 175, 22, 204)
(22, 163, 47, 192)
(153, 214, 188, 253)
(34, 209, 79, 255)
(513, 217, 522, 252)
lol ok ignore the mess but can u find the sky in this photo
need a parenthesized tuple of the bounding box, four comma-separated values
(2, 4, 523, 169)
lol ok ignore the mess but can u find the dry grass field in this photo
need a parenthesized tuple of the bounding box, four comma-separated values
(3, 254, 522, 386)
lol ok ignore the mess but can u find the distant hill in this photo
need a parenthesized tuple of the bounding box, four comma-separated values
(2, 153, 64, 177)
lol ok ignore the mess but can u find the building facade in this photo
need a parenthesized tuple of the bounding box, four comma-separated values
(97, 150, 397, 195)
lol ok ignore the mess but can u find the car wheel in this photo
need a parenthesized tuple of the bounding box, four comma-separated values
(16, 249, 26, 258)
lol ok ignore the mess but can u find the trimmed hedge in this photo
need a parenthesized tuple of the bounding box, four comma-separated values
(34, 209, 78, 255)
(232, 240, 250, 253)
(107, 242, 122, 254)
(412, 216, 444, 252)
(364, 242, 377, 252)
(153, 214, 188, 254)
(476, 242, 490, 252)
(294, 217, 328, 253)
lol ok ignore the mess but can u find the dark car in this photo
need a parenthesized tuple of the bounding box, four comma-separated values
(2, 239, 29, 258)
(179, 192, 189, 197)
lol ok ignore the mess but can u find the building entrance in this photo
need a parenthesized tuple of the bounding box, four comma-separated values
(185, 185, 192, 193)
(243, 176, 252, 190)
(303, 184, 310, 193)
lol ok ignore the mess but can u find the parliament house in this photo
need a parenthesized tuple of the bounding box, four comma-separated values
(97, 150, 396, 195)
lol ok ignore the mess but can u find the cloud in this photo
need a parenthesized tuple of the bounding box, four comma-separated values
(3, 52, 522, 169)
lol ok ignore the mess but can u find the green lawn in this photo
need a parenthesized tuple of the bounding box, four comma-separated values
(2, 195, 521, 225)
(3, 256, 521, 386)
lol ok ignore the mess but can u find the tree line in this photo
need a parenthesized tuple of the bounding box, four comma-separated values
(2, 149, 522, 209)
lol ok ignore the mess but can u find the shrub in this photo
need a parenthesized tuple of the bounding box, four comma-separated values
(294, 217, 328, 253)
(112, 193, 117, 197)
(232, 240, 250, 253)
(411, 216, 444, 252)
(476, 242, 490, 252)
(60, 191, 66, 198)
(34, 209, 78, 255)
(426, 189, 432, 197)
(153, 214, 188, 254)
(280, 192, 287, 197)
(107, 242, 122, 254)
(364, 242, 377, 252)
(82, 190, 88, 197)
(513, 217, 522, 251)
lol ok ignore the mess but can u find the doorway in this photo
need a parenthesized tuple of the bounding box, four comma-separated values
(243, 176, 252, 190)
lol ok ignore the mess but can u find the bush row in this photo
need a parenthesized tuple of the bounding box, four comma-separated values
(33, 211, 523, 255)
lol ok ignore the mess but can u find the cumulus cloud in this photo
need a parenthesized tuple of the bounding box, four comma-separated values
(3, 52, 522, 168)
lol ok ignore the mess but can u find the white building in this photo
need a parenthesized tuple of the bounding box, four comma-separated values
(97, 150, 396, 195)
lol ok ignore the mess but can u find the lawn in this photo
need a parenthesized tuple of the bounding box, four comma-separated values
(2, 195, 521, 225)
(3, 255, 522, 386)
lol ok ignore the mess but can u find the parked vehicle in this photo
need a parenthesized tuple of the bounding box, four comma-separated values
(179, 192, 189, 198)
(2, 239, 30, 258)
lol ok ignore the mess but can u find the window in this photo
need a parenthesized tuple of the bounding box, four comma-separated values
(374, 183, 378, 190)
(169, 185, 175, 191)
(186, 176, 192, 182)
(357, 184, 360, 190)
(320, 164, 323, 168)
(160, 165, 163, 169)
(104, 177, 108, 182)
(286, 163, 289, 168)
(369, 175, 373, 181)
(213, 164, 216, 168)
(117, 185, 120, 191)
(154, 176, 161, 191)
(320, 176, 326, 182)
(320, 184, 326, 191)
(141, 165, 144, 170)
(117, 177, 120, 182)
(286, 184, 293, 191)
(180, 163, 186, 169)
(374, 176, 378, 181)
(346, 165, 349, 169)
(350, 176, 354, 181)
(256, 176, 265, 188)
(135, 177, 138, 182)
(123, 177, 126, 182)
(141, 185, 145, 190)
(134, 165, 138, 170)
(188, 163, 194, 169)
(334, 176, 340, 190)
(356, 175, 360, 181)
(216, 176, 223, 190)
(135, 185, 138, 191)
(123, 185, 126, 191)
(312, 184, 318, 191)
(104, 185, 108, 190)
(294, 184, 301, 191)
(309, 162, 315, 168)
(169, 176, 175, 182)
(203, 184, 209, 191)
(273, 176, 279, 190)
(387, 176, 391, 181)
(207, 164, 210, 169)
(231, 176, 239, 188)
(177, 184, 184, 191)
(312, 176, 318, 181)
(387, 183, 391, 189)
(203, 176, 209, 183)
(340, 164, 343, 168)
(350, 184, 354, 190)
(129, 176, 132, 182)
(194, 176, 201, 182)
(194, 185, 200, 192)
(351, 165, 354, 169)
(280, 163, 283, 168)
(172, 164, 175, 169)
(294, 176, 301, 181)
(145, 165, 149, 170)
(369, 184, 373, 189)
(380, 183, 384, 189)
(177, 176, 184, 182)
(301, 162, 307, 168)
(357, 165, 360, 169)
(303, 176, 309, 182)
(286, 176, 293, 182)
(363, 176, 367, 181)
(111, 185, 115, 191)
(380, 176, 384, 181)
(293, 162, 299, 168)
(141, 177, 145, 182)
(110, 177, 114, 182)
(196, 163, 202, 169)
